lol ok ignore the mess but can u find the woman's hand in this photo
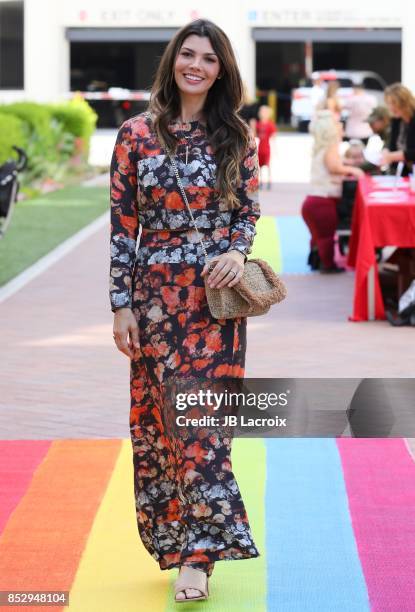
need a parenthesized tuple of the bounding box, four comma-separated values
(112, 307, 141, 359)
(380, 149, 404, 166)
(346, 166, 365, 179)
(201, 251, 245, 288)
(380, 149, 393, 166)
(325, 143, 364, 178)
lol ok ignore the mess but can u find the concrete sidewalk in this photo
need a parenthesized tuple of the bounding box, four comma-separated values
(0, 183, 413, 440)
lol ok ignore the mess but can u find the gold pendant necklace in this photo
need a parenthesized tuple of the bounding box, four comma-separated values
(182, 132, 193, 166)
(175, 115, 202, 165)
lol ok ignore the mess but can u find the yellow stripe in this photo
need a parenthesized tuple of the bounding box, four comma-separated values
(69, 439, 169, 611)
(250, 216, 282, 272)
(165, 438, 267, 611)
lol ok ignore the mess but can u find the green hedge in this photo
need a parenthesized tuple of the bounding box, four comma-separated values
(0, 97, 97, 155)
(0, 102, 54, 149)
(0, 113, 28, 164)
(47, 95, 98, 155)
(0, 98, 98, 192)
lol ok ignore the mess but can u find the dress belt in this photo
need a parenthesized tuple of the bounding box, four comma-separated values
(141, 225, 231, 233)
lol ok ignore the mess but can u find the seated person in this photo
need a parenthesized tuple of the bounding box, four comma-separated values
(302, 111, 363, 273)
(343, 140, 365, 167)
(368, 106, 391, 144)
(358, 107, 392, 173)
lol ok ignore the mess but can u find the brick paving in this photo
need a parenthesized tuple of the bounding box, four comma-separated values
(0, 183, 413, 440)
(0, 223, 129, 440)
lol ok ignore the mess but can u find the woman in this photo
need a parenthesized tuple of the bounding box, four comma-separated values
(302, 110, 363, 273)
(381, 83, 415, 176)
(343, 84, 377, 145)
(256, 104, 277, 189)
(317, 79, 342, 121)
(109, 19, 260, 603)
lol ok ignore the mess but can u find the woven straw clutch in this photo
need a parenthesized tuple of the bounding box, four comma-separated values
(205, 258, 287, 318)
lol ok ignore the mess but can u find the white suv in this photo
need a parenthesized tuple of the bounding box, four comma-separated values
(291, 70, 387, 132)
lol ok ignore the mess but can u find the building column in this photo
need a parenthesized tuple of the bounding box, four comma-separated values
(401, 7, 415, 92)
(24, 0, 69, 101)
(209, 7, 256, 100)
(232, 30, 256, 100)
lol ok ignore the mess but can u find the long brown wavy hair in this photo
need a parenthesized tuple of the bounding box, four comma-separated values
(384, 83, 415, 121)
(148, 19, 250, 210)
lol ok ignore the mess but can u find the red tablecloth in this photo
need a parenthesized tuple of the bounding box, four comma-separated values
(347, 175, 415, 321)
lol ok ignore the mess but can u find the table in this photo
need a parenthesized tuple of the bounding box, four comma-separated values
(347, 175, 415, 321)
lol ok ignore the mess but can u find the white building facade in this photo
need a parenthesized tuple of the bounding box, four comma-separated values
(0, 0, 414, 103)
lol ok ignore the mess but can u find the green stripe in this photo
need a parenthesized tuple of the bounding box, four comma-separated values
(165, 438, 267, 611)
(250, 216, 282, 273)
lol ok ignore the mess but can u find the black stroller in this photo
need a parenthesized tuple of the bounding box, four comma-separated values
(0, 146, 28, 239)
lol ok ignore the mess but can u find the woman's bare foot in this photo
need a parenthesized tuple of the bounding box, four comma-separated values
(174, 566, 209, 602)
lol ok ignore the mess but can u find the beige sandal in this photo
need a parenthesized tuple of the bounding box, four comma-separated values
(174, 566, 209, 603)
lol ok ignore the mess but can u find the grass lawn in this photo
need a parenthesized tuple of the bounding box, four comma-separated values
(0, 185, 108, 287)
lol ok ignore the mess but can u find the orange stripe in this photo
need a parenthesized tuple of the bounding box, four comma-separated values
(0, 439, 122, 606)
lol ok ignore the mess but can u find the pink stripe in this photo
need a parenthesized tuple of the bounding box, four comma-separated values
(0, 440, 51, 534)
(337, 439, 415, 611)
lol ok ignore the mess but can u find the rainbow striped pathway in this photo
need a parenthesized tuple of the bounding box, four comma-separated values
(1, 437, 415, 611)
(251, 215, 312, 275)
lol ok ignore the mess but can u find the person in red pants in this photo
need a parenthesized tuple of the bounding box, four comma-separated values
(256, 105, 277, 189)
(302, 111, 364, 273)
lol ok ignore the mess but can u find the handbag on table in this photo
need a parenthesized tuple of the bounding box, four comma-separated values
(166, 149, 287, 319)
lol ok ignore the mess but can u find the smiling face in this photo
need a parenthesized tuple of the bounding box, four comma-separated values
(174, 34, 221, 99)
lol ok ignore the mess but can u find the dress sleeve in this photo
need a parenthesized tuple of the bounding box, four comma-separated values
(228, 130, 261, 259)
(109, 119, 140, 313)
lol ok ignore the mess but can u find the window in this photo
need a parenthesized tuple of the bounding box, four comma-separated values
(0, 2, 24, 89)
(362, 77, 384, 91)
(337, 78, 353, 88)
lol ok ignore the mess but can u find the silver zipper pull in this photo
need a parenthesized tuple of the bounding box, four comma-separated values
(185, 144, 189, 166)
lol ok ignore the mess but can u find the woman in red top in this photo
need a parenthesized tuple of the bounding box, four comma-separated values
(256, 104, 277, 189)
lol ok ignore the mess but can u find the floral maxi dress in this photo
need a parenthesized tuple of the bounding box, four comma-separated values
(109, 111, 261, 573)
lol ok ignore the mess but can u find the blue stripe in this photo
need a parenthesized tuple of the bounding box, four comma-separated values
(265, 438, 370, 611)
(275, 216, 312, 274)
